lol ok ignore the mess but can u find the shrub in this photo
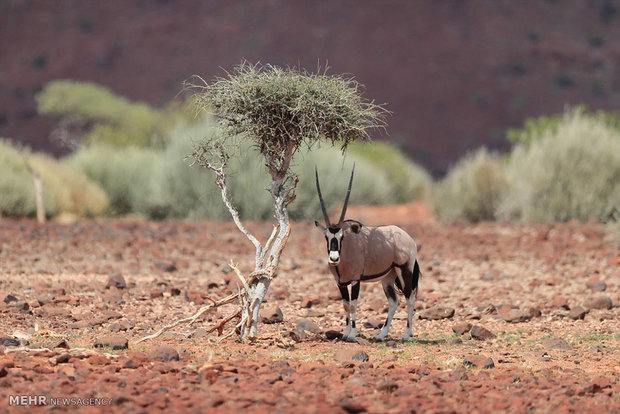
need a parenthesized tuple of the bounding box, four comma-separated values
(0, 139, 108, 218)
(36, 80, 166, 148)
(64, 144, 162, 216)
(348, 141, 431, 203)
(433, 148, 509, 222)
(157, 122, 400, 221)
(499, 109, 620, 222)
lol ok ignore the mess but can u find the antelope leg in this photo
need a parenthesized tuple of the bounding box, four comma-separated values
(345, 282, 360, 342)
(339, 285, 352, 340)
(376, 278, 398, 341)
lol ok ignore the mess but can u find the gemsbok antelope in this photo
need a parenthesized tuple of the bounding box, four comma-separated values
(315, 166, 420, 342)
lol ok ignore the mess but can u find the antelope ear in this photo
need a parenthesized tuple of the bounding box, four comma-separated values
(314, 221, 326, 231)
(344, 221, 361, 234)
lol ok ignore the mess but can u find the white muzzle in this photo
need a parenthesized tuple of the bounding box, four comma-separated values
(328, 251, 340, 265)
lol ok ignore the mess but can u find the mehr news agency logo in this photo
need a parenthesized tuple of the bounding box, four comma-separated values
(9, 395, 113, 407)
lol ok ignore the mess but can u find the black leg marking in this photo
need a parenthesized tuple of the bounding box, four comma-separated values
(339, 285, 350, 302)
(385, 284, 397, 301)
(351, 282, 360, 302)
(351, 320, 356, 329)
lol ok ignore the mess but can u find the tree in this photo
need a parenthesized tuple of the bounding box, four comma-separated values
(139, 62, 386, 342)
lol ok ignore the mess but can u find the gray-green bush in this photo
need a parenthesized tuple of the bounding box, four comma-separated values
(499, 109, 620, 222)
(433, 148, 509, 222)
(0, 140, 109, 218)
(64, 145, 162, 216)
(64, 118, 430, 220)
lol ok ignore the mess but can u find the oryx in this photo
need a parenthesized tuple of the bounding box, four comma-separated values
(315, 166, 420, 342)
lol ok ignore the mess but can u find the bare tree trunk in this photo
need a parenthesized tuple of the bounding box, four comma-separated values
(20, 153, 45, 224)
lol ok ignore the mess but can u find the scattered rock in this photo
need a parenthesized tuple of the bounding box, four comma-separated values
(106, 273, 127, 289)
(501, 309, 532, 323)
(568, 306, 588, 320)
(0, 337, 20, 347)
(148, 345, 180, 362)
(52, 339, 70, 349)
(470, 325, 496, 340)
(155, 261, 177, 272)
(3, 294, 18, 304)
(260, 305, 284, 324)
(542, 338, 571, 350)
(334, 349, 369, 363)
(586, 278, 607, 292)
(325, 330, 343, 340)
(300, 295, 322, 308)
(452, 322, 472, 335)
(340, 400, 367, 413)
(377, 379, 398, 393)
(526, 306, 542, 318)
(150, 289, 163, 299)
(296, 318, 322, 334)
(37, 293, 54, 306)
(94, 335, 128, 350)
(585, 296, 613, 310)
(420, 307, 455, 320)
(551, 296, 569, 310)
(362, 319, 384, 329)
(463, 355, 493, 369)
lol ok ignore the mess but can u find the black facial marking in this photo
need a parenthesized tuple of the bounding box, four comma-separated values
(330, 237, 339, 252)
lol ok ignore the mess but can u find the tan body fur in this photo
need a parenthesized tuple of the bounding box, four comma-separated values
(328, 224, 417, 285)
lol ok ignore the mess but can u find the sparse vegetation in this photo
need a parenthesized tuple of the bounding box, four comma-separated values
(433, 148, 509, 222)
(0, 139, 108, 218)
(499, 108, 620, 222)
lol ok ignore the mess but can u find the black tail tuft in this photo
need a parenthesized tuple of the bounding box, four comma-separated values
(413, 259, 420, 292)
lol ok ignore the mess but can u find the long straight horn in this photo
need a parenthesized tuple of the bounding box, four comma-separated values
(315, 167, 331, 226)
(338, 163, 355, 224)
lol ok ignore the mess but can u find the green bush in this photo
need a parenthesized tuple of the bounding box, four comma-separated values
(64, 145, 162, 216)
(156, 122, 403, 221)
(499, 109, 620, 222)
(506, 105, 620, 145)
(0, 140, 108, 218)
(65, 117, 423, 220)
(348, 141, 431, 203)
(433, 148, 509, 222)
(36, 80, 167, 148)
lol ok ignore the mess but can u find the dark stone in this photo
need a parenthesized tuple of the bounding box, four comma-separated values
(542, 338, 571, 350)
(3, 294, 18, 304)
(377, 379, 399, 393)
(340, 400, 367, 413)
(94, 335, 128, 350)
(483, 358, 495, 369)
(147, 345, 180, 362)
(568, 306, 588, 320)
(334, 348, 369, 362)
(0, 337, 20, 347)
(297, 318, 322, 334)
(585, 296, 613, 310)
(106, 273, 127, 289)
(260, 305, 283, 324)
(452, 322, 472, 335)
(470, 325, 496, 340)
(325, 330, 343, 340)
(420, 307, 455, 320)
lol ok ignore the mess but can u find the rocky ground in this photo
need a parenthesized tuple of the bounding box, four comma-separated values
(0, 203, 619, 413)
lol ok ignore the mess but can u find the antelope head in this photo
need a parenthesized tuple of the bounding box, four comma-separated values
(314, 165, 361, 266)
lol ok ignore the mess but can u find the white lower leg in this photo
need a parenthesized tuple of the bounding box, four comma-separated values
(342, 300, 352, 338)
(348, 300, 358, 339)
(402, 295, 416, 340)
(376, 297, 398, 340)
